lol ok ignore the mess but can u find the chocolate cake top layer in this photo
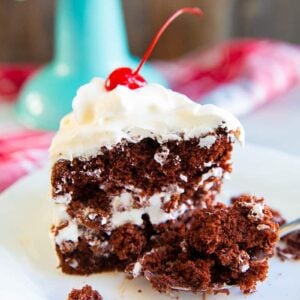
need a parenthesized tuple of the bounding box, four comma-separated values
(50, 77, 244, 162)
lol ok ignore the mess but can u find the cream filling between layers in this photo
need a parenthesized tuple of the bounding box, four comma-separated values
(53, 166, 225, 247)
(110, 187, 187, 228)
(53, 184, 188, 246)
(53, 202, 79, 246)
(49, 78, 244, 162)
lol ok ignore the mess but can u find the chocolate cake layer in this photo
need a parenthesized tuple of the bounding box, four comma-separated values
(51, 129, 234, 274)
(54, 222, 150, 274)
(52, 129, 232, 202)
(126, 195, 279, 294)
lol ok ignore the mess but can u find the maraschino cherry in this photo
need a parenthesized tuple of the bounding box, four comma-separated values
(105, 7, 203, 91)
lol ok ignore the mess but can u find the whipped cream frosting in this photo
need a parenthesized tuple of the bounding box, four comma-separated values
(50, 78, 244, 162)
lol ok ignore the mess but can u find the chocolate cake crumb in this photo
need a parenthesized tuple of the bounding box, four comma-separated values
(270, 208, 286, 226)
(263, 207, 300, 261)
(232, 197, 286, 226)
(277, 231, 300, 261)
(67, 285, 102, 300)
(110, 224, 147, 261)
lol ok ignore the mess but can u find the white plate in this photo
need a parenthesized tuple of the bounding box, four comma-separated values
(0, 144, 299, 300)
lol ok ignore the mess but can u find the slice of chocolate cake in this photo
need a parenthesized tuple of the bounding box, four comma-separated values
(50, 78, 244, 274)
(126, 195, 279, 294)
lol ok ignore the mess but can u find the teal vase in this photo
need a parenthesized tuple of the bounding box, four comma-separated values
(16, 0, 166, 131)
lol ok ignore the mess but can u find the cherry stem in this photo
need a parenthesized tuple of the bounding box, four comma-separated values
(133, 7, 203, 76)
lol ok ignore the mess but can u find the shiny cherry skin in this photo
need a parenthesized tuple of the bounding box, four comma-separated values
(104, 67, 146, 91)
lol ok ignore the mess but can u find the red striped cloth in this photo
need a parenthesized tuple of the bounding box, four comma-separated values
(0, 131, 54, 191)
(155, 39, 300, 115)
(1, 39, 300, 191)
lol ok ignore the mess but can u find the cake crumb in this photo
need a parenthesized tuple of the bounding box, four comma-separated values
(270, 208, 286, 226)
(67, 285, 102, 300)
(277, 230, 300, 261)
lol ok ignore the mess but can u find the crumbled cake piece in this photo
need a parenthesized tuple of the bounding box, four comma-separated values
(270, 208, 286, 226)
(270, 208, 300, 261)
(277, 231, 300, 261)
(232, 198, 287, 226)
(67, 285, 102, 300)
(253, 206, 300, 262)
(126, 195, 279, 294)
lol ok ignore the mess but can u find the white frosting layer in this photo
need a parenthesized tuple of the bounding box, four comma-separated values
(53, 199, 80, 246)
(110, 185, 186, 228)
(55, 221, 79, 245)
(50, 78, 244, 162)
(199, 135, 217, 148)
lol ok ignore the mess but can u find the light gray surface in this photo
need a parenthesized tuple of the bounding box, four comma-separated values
(240, 85, 300, 156)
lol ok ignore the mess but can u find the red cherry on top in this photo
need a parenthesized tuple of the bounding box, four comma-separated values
(105, 7, 203, 91)
(104, 67, 146, 91)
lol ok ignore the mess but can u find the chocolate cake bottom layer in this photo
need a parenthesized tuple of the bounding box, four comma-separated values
(55, 219, 151, 274)
(54, 182, 222, 275)
(55, 194, 279, 294)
